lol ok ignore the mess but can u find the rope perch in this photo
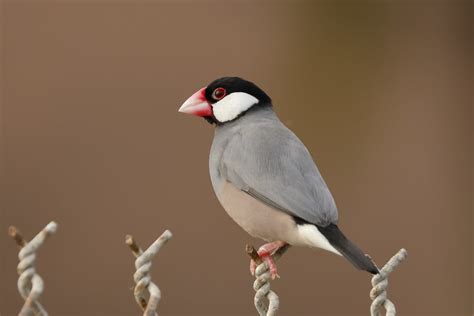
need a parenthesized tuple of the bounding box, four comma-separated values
(370, 248, 408, 316)
(246, 245, 406, 316)
(6, 222, 405, 316)
(9, 221, 58, 316)
(126, 230, 172, 316)
(246, 244, 290, 316)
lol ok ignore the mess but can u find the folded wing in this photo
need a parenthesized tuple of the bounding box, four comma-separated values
(220, 121, 338, 226)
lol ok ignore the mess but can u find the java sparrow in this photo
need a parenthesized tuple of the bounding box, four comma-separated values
(179, 77, 378, 278)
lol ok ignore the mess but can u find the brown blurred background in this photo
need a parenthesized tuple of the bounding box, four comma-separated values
(0, 1, 472, 315)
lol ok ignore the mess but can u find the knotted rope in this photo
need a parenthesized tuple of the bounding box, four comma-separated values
(246, 246, 407, 316)
(370, 248, 408, 316)
(126, 230, 172, 316)
(246, 244, 290, 316)
(8, 221, 58, 316)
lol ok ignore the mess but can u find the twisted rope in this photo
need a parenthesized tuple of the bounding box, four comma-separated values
(370, 248, 408, 316)
(246, 244, 290, 316)
(126, 230, 172, 316)
(8, 221, 58, 316)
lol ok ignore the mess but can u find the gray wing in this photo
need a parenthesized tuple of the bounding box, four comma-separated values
(220, 121, 338, 226)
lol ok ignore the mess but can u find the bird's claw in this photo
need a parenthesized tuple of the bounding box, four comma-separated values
(250, 259, 257, 276)
(250, 253, 279, 279)
(263, 255, 279, 279)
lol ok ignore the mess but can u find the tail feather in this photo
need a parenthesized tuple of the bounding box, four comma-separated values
(317, 223, 379, 274)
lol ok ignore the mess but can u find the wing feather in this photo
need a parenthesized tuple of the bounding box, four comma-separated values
(220, 121, 338, 226)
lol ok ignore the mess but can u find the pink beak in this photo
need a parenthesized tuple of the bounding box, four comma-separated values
(178, 87, 212, 117)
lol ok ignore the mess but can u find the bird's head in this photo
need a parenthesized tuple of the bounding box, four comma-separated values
(178, 77, 271, 125)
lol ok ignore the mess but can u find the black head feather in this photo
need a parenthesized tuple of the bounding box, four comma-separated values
(203, 77, 272, 125)
(205, 77, 271, 105)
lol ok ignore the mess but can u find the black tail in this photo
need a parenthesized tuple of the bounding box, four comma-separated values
(317, 223, 379, 274)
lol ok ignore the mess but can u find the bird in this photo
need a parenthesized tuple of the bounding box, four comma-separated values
(178, 77, 378, 278)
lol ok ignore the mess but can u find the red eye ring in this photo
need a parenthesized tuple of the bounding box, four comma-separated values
(212, 87, 226, 100)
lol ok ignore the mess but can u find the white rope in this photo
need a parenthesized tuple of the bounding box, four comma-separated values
(253, 263, 279, 316)
(246, 244, 289, 316)
(7, 223, 405, 316)
(126, 230, 172, 316)
(9, 221, 58, 316)
(247, 245, 407, 316)
(370, 248, 408, 316)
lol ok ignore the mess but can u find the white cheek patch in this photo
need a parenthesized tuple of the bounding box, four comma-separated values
(212, 92, 259, 123)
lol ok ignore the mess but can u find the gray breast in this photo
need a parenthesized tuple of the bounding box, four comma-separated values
(208, 111, 298, 241)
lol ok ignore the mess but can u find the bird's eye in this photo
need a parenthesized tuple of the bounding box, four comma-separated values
(212, 88, 226, 100)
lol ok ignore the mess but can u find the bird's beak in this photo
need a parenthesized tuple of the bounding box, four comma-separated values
(178, 87, 212, 117)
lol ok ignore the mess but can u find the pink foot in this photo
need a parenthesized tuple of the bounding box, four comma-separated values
(260, 253, 279, 279)
(249, 241, 286, 279)
(250, 259, 257, 275)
